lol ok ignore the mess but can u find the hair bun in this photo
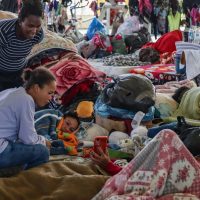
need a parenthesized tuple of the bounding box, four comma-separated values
(22, 68, 33, 81)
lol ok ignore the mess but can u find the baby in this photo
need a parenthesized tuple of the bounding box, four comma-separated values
(34, 109, 80, 155)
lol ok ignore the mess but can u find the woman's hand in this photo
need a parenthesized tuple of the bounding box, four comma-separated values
(45, 140, 52, 149)
(90, 147, 111, 169)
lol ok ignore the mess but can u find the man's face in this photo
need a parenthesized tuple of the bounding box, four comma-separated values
(20, 15, 42, 39)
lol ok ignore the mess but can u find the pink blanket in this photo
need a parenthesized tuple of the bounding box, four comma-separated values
(49, 52, 105, 95)
(92, 130, 200, 200)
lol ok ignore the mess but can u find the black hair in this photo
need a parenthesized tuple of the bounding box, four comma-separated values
(172, 86, 190, 104)
(139, 47, 160, 64)
(23, 67, 56, 90)
(124, 5, 128, 9)
(18, 0, 43, 22)
(63, 111, 81, 126)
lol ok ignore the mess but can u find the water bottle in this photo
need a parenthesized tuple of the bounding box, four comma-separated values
(194, 28, 200, 44)
(188, 28, 194, 43)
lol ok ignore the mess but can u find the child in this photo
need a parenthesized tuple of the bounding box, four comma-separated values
(35, 109, 80, 155)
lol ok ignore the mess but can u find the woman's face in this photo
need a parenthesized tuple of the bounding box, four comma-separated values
(33, 81, 56, 107)
(20, 15, 42, 39)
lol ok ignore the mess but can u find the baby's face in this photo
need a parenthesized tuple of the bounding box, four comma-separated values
(61, 116, 79, 133)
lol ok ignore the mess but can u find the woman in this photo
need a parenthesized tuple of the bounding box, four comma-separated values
(0, 0, 44, 91)
(56, 7, 68, 34)
(0, 67, 56, 170)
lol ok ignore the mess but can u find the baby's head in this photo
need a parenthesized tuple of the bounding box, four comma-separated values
(61, 112, 80, 133)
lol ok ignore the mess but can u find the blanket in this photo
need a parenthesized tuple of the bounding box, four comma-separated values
(155, 79, 196, 94)
(92, 129, 200, 200)
(0, 11, 16, 19)
(28, 30, 78, 59)
(184, 50, 200, 80)
(49, 52, 105, 95)
(0, 160, 109, 200)
(142, 30, 182, 54)
(172, 87, 200, 120)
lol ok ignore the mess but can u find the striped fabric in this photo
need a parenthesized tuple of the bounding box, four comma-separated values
(0, 18, 44, 72)
(175, 41, 200, 57)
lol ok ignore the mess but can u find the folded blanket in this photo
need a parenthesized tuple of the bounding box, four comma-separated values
(184, 50, 200, 79)
(155, 79, 196, 94)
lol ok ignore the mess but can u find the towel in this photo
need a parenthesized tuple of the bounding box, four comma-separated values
(184, 50, 200, 79)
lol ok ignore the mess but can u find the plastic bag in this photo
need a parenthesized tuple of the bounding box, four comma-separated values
(86, 17, 106, 40)
(116, 16, 140, 36)
(130, 111, 145, 139)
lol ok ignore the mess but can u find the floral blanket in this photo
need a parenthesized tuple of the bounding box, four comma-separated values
(92, 130, 200, 200)
(49, 52, 105, 95)
(129, 64, 176, 84)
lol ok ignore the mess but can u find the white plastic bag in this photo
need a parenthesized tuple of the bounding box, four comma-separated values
(130, 111, 146, 139)
(116, 16, 140, 36)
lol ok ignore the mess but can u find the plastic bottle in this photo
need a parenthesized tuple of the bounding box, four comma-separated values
(194, 28, 200, 44)
(188, 28, 194, 43)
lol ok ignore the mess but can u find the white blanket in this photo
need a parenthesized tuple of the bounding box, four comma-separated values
(184, 50, 200, 79)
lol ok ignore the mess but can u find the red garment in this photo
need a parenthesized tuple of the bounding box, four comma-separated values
(105, 161, 122, 176)
(142, 30, 182, 54)
(138, 0, 152, 14)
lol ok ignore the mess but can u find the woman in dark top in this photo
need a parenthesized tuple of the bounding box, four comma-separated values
(0, 0, 44, 91)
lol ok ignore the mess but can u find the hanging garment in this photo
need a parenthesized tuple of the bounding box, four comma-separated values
(168, 10, 181, 32)
(190, 7, 200, 26)
(0, 0, 18, 13)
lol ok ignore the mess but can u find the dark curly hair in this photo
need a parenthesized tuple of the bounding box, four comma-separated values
(18, 0, 43, 22)
(23, 67, 56, 90)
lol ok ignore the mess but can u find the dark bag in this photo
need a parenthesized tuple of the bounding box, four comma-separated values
(175, 116, 200, 156)
(102, 74, 155, 113)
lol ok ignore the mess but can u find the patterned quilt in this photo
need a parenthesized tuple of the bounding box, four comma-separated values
(92, 130, 200, 200)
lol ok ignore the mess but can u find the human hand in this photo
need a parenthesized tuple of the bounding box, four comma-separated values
(90, 147, 111, 169)
(45, 140, 52, 149)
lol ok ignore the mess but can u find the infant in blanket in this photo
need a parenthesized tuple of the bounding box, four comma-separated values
(35, 109, 80, 155)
